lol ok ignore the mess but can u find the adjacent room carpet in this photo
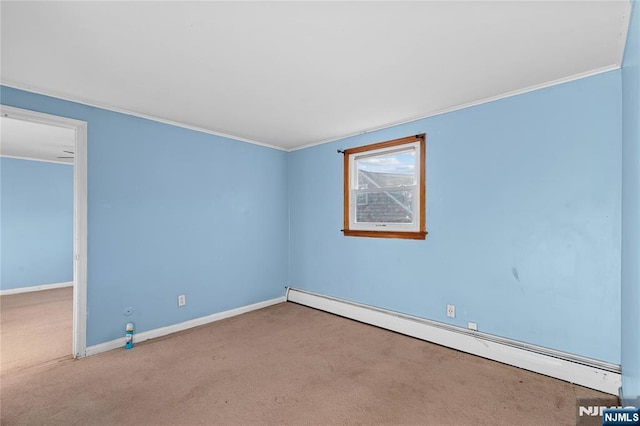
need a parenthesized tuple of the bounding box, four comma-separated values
(0, 300, 614, 425)
(1, 286, 72, 375)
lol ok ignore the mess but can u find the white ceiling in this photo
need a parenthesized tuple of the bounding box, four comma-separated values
(0, 117, 75, 164)
(0, 1, 631, 151)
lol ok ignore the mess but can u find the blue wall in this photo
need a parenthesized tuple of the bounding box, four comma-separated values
(621, 0, 640, 405)
(289, 71, 622, 364)
(1, 157, 73, 289)
(0, 61, 627, 365)
(0, 86, 290, 346)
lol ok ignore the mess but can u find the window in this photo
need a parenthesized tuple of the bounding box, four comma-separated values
(343, 134, 426, 240)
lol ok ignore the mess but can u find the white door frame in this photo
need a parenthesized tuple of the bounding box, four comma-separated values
(1, 105, 88, 357)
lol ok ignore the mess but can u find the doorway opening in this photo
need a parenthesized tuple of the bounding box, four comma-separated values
(0, 105, 87, 365)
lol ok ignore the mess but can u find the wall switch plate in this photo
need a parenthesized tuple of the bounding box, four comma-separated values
(178, 294, 186, 307)
(446, 304, 455, 318)
(468, 322, 478, 331)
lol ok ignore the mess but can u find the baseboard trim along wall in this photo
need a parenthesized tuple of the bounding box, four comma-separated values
(286, 287, 621, 395)
(85, 296, 286, 357)
(0, 281, 73, 296)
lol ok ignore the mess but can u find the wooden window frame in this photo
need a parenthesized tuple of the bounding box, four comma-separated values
(343, 134, 426, 240)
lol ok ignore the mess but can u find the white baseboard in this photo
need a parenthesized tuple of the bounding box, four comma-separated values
(287, 287, 621, 395)
(85, 296, 286, 357)
(0, 281, 73, 296)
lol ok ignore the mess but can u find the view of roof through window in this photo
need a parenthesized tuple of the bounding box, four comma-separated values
(355, 148, 417, 224)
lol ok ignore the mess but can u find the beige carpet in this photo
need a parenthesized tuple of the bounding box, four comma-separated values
(1, 300, 613, 425)
(1, 287, 73, 375)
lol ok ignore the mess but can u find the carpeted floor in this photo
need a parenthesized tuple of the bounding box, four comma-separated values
(1, 293, 614, 425)
(1, 287, 73, 375)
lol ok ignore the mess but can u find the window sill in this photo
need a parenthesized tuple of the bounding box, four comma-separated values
(342, 229, 427, 240)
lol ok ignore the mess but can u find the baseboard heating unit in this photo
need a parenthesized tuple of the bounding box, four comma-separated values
(286, 287, 621, 395)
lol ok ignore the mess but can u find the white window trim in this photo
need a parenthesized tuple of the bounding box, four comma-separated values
(349, 141, 421, 232)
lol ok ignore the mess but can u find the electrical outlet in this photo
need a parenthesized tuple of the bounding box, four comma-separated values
(178, 294, 186, 307)
(446, 304, 455, 318)
(468, 322, 477, 331)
